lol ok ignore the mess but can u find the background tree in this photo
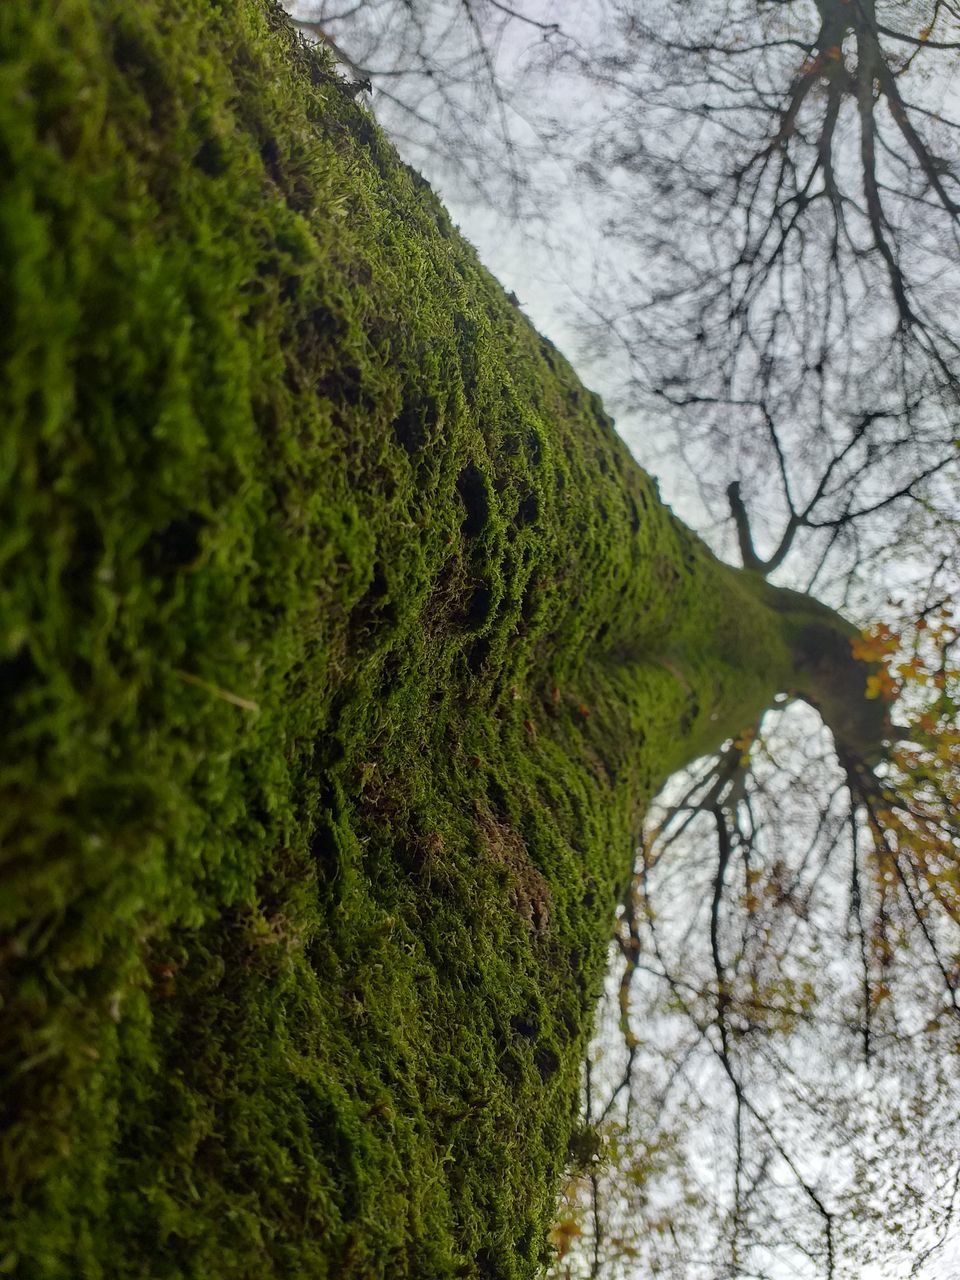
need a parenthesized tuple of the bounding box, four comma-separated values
(568, 621, 960, 1279)
(289, 0, 567, 216)
(289, 0, 960, 595)
(566, 0, 960, 603)
(285, 2, 960, 1276)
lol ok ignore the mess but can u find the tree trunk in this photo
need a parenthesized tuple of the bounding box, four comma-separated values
(0, 2, 882, 1276)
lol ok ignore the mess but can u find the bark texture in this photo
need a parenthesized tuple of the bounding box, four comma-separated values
(0, 3, 879, 1275)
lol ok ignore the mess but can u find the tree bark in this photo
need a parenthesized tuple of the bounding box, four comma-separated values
(0, 2, 885, 1276)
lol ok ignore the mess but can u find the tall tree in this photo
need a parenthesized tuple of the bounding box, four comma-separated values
(1, 4, 957, 1280)
(286, 2, 960, 1276)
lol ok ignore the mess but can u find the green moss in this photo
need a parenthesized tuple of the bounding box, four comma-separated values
(0, 2, 807, 1276)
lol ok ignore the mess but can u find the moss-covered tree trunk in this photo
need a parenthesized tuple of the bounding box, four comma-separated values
(0, 2, 882, 1276)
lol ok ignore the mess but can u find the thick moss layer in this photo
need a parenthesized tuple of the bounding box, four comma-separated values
(1, 3, 803, 1276)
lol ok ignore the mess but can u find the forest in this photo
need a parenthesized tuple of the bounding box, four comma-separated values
(1, 1, 958, 1278)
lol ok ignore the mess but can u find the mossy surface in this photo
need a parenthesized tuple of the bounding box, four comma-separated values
(1, 3, 800, 1276)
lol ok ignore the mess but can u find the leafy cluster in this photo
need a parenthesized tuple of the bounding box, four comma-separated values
(857, 612, 960, 967)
